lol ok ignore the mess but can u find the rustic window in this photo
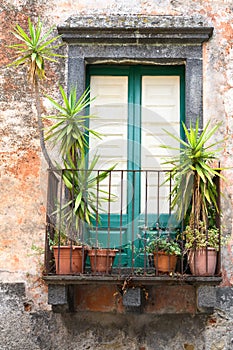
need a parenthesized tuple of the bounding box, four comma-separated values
(44, 15, 217, 275)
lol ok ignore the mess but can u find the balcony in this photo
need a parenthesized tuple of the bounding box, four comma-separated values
(44, 168, 222, 284)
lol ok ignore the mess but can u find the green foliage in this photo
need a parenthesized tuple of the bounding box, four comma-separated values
(162, 119, 225, 226)
(44, 85, 116, 235)
(147, 236, 181, 256)
(31, 244, 44, 255)
(44, 81, 116, 235)
(8, 17, 64, 168)
(58, 153, 116, 233)
(8, 17, 116, 239)
(183, 221, 219, 251)
(44, 85, 101, 159)
(8, 17, 63, 83)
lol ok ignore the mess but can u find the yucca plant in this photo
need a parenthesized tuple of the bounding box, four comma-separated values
(60, 154, 115, 237)
(44, 85, 101, 163)
(8, 17, 63, 167)
(162, 119, 225, 229)
(44, 85, 116, 240)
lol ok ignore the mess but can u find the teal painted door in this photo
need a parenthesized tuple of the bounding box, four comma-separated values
(86, 65, 185, 266)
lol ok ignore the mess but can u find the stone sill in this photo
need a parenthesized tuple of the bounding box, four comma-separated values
(43, 274, 222, 286)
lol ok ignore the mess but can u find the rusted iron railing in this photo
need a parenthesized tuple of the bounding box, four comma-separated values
(44, 169, 221, 278)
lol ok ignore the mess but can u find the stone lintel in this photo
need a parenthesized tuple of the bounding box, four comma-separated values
(59, 27, 213, 45)
(58, 15, 213, 45)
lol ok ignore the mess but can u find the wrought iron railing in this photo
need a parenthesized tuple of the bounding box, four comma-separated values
(44, 168, 221, 278)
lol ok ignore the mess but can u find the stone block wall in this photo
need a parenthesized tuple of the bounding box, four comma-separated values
(1, 0, 233, 349)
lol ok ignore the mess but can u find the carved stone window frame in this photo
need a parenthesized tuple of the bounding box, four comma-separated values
(58, 15, 213, 127)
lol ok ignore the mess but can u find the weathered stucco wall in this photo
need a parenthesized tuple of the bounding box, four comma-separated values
(1, 0, 233, 349)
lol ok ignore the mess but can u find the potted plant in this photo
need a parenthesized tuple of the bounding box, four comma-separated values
(49, 225, 87, 275)
(44, 86, 116, 274)
(147, 236, 181, 273)
(7, 19, 86, 275)
(59, 155, 117, 275)
(50, 152, 115, 274)
(57, 156, 117, 273)
(162, 119, 225, 276)
(87, 245, 119, 274)
(183, 221, 219, 276)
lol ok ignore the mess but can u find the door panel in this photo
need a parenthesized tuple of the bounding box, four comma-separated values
(86, 66, 184, 266)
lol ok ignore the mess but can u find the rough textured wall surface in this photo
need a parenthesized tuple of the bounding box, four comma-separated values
(1, 283, 233, 350)
(0, 0, 233, 349)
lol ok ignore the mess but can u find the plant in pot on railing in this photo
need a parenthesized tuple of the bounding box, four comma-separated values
(44, 86, 116, 274)
(60, 155, 117, 275)
(49, 154, 115, 275)
(147, 236, 181, 273)
(161, 119, 225, 276)
(183, 221, 219, 276)
(88, 242, 119, 274)
(48, 220, 88, 275)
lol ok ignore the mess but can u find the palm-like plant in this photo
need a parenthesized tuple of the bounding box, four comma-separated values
(44, 85, 101, 163)
(8, 17, 63, 167)
(162, 119, 225, 229)
(44, 86, 116, 239)
(60, 154, 115, 236)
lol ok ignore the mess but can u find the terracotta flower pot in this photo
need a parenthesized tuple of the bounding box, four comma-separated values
(188, 248, 217, 276)
(88, 248, 118, 274)
(53, 246, 87, 274)
(153, 251, 178, 273)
